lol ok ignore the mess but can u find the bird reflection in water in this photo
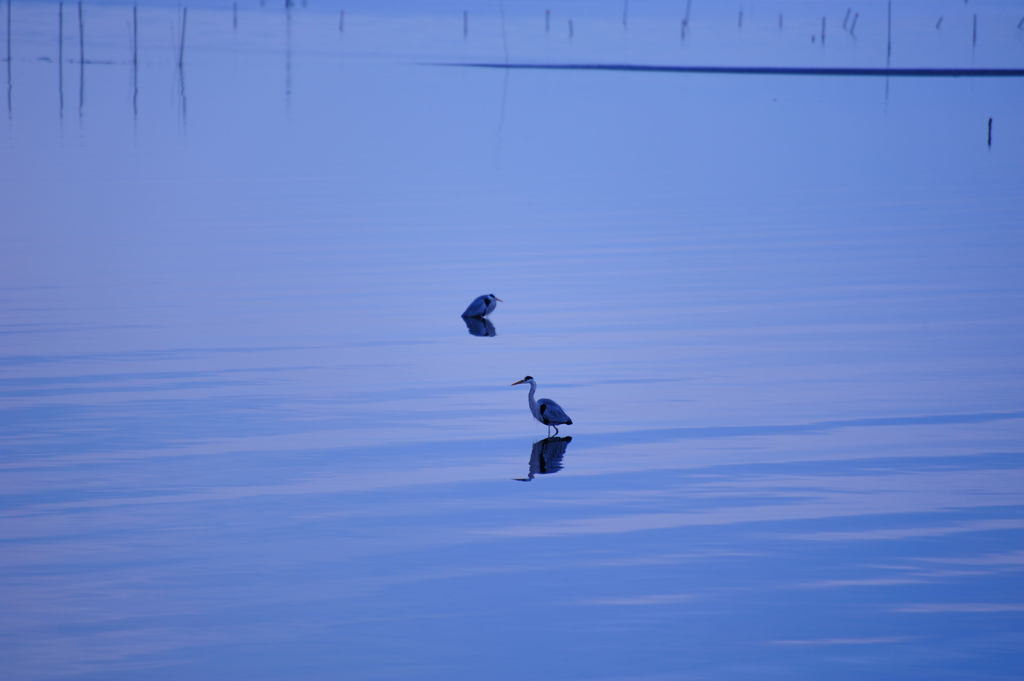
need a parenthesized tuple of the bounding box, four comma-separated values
(463, 315, 496, 337)
(515, 436, 572, 482)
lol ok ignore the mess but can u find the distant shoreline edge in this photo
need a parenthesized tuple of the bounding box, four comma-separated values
(440, 63, 1024, 77)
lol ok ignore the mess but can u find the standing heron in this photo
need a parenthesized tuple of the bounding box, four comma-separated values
(462, 293, 502, 318)
(511, 376, 573, 435)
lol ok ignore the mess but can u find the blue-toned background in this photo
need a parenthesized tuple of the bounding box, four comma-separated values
(2, 0, 1023, 678)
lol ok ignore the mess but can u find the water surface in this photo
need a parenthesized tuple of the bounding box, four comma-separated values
(2, 1, 1024, 679)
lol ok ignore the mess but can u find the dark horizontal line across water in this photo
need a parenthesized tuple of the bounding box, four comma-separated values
(447, 62, 1024, 77)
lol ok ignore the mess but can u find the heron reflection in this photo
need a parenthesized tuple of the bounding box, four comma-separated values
(515, 436, 572, 482)
(463, 315, 496, 337)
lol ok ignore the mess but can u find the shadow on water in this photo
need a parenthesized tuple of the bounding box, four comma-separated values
(515, 436, 572, 482)
(178, 64, 187, 125)
(462, 315, 496, 337)
(77, 57, 83, 117)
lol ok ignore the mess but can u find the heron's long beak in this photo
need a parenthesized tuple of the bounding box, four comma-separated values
(511, 379, 525, 386)
(496, 297, 504, 302)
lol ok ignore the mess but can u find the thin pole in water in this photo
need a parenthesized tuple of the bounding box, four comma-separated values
(178, 6, 187, 69)
(850, 12, 859, 35)
(886, 0, 892, 66)
(462, 10, 468, 39)
(497, 0, 508, 63)
(233, 2, 237, 31)
(972, 14, 977, 49)
(936, 16, 943, 30)
(987, 117, 992, 146)
(7, 0, 12, 118)
(737, 9, 743, 29)
(284, 3, 291, 103)
(842, 8, 850, 30)
(132, 4, 137, 67)
(77, 0, 83, 64)
(5, 0, 11, 66)
(621, 0, 628, 29)
(821, 16, 826, 44)
(132, 3, 137, 118)
(58, 2, 63, 116)
(77, 0, 83, 116)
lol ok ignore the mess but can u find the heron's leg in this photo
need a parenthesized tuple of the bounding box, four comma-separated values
(552, 425, 560, 436)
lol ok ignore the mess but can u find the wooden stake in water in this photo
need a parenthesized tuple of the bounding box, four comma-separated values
(77, 1, 83, 65)
(58, 2, 63, 116)
(987, 117, 992, 146)
(132, 4, 138, 67)
(131, 4, 137, 116)
(886, 0, 892, 66)
(821, 16, 826, 44)
(5, 0, 11, 67)
(5, 0, 10, 119)
(497, 0, 508, 63)
(129, 5, 137, 117)
(842, 8, 851, 30)
(972, 14, 977, 48)
(178, 6, 187, 69)
(77, 1, 83, 115)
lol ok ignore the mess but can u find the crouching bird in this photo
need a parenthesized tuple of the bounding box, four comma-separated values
(462, 293, 502, 318)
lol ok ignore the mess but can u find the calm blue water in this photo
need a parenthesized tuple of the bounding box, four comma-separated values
(2, 1, 1024, 679)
